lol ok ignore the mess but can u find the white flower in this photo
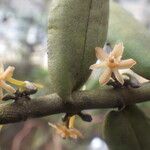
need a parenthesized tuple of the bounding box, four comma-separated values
(90, 43, 136, 85)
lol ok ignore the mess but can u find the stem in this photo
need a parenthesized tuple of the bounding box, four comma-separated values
(0, 83, 149, 124)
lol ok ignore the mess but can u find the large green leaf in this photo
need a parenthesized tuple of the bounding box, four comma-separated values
(123, 105, 150, 150)
(48, 0, 109, 98)
(108, 1, 150, 79)
(103, 109, 141, 150)
(103, 105, 150, 150)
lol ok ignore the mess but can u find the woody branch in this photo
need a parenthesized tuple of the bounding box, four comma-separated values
(0, 82, 149, 124)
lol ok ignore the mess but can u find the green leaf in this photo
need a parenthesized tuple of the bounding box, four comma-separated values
(103, 109, 141, 150)
(108, 1, 150, 79)
(123, 105, 150, 150)
(48, 0, 109, 98)
(103, 105, 150, 150)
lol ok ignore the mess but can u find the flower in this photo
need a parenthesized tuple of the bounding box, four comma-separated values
(0, 64, 16, 99)
(89, 43, 136, 85)
(48, 123, 83, 139)
(48, 116, 83, 139)
(0, 62, 43, 100)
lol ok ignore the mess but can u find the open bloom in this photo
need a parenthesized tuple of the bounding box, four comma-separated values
(0, 64, 16, 99)
(48, 116, 83, 139)
(90, 43, 136, 85)
(0, 62, 43, 100)
(48, 123, 83, 139)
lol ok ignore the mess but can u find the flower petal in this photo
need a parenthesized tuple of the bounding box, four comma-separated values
(7, 78, 26, 86)
(95, 47, 108, 61)
(55, 124, 69, 138)
(68, 115, 75, 129)
(89, 62, 106, 70)
(111, 43, 124, 60)
(48, 122, 83, 139)
(33, 83, 44, 88)
(113, 69, 124, 85)
(99, 68, 112, 85)
(49, 123, 70, 139)
(69, 128, 83, 139)
(118, 59, 136, 69)
(0, 81, 16, 93)
(0, 62, 4, 74)
(0, 66, 15, 80)
(48, 122, 57, 129)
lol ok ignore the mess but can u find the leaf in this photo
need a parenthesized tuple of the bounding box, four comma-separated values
(108, 1, 150, 79)
(103, 105, 150, 150)
(123, 105, 150, 150)
(48, 0, 109, 98)
(103, 109, 141, 150)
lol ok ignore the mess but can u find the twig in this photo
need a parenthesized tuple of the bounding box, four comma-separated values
(0, 83, 150, 124)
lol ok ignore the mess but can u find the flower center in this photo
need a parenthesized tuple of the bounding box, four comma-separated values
(108, 57, 118, 68)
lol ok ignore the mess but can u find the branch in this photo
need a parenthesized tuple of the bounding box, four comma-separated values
(0, 83, 150, 124)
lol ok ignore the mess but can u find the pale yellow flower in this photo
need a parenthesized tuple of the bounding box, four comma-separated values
(90, 43, 136, 85)
(0, 64, 16, 99)
(0, 62, 43, 100)
(48, 116, 83, 139)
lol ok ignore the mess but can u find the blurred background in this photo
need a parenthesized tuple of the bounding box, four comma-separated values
(0, 0, 149, 150)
